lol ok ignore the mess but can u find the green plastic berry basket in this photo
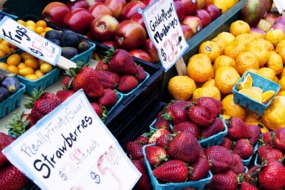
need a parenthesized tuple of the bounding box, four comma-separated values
(70, 41, 96, 66)
(232, 71, 280, 115)
(142, 143, 213, 190)
(107, 91, 124, 115)
(241, 142, 259, 166)
(0, 82, 25, 119)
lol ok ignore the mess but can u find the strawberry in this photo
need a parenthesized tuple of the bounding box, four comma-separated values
(244, 165, 260, 185)
(0, 133, 15, 167)
(240, 181, 259, 190)
(273, 128, 285, 151)
(188, 155, 210, 181)
(94, 70, 120, 89)
(56, 89, 75, 102)
(196, 97, 222, 119)
(135, 135, 149, 146)
(154, 111, 171, 130)
(62, 76, 71, 89)
(260, 131, 273, 146)
(187, 105, 215, 127)
(148, 128, 172, 144)
(204, 145, 234, 174)
(135, 65, 146, 82)
(229, 153, 244, 175)
(172, 121, 200, 140)
(95, 60, 110, 71)
(103, 48, 137, 75)
(233, 139, 254, 159)
(145, 145, 168, 167)
(25, 113, 36, 129)
(117, 75, 139, 93)
(227, 117, 250, 140)
(152, 159, 189, 183)
(259, 160, 285, 189)
(247, 124, 261, 145)
(0, 164, 30, 189)
(221, 137, 233, 150)
(125, 141, 143, 160)
(155, 133, 172, 148)
(132, 159, 152, 190)
(200, 117, 224, 139)
(206, 170, 238, 190)
(90, 102, 107, 121)
(167, 132, 202, 163)
(162, 100, 192, 124)
(257, 145, 283, 164)
(98, 89, 118, 109)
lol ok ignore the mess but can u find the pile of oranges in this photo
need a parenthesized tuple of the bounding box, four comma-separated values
(0, 52, 53, 80)
(168, 20, 285, 130)
(0, 38, 18, 58)
(16, 19, 53, 37)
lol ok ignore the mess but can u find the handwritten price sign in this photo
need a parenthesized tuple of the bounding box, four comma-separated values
(142, 0, 189, 71)
(0, 16, 61, 66)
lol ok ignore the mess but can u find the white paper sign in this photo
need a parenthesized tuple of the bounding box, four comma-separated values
(142, 0, 189, 71)
(3, 90, 141, 190)
(0, 16, 61, 66)
(274, 0, 285, 14)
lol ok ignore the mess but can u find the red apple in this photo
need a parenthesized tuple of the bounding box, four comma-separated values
(203, 3, 220, 21)
(182, 15, 203, 34)
(89, 2, 113, 19)
(102, 41, 118, 49)
(143, 38, 160, 63)
(195, 9, 211, 27)
(181, 24, 193, 41)
(250, 27, 265, 36)
(264, 13, 277, 25)
(174, 1, 186, 22)
(275, 16, 285, 25)
(42, 2, 70, 27)
(63, 8, 93, 34)
(129, 49, 152, 62)
(115, 20, 147, 50)
(181, 0, 197, 15)
(66, 0, 89, 10)
(104, 0, 127, 19)
(89, 15, 119, 42)
(120, 1, 147, 20)
(131, 13, 147, 32)
(271, 23, 285, 34)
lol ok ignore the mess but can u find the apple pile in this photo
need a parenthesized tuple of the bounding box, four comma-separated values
(41, 0, 224, 64)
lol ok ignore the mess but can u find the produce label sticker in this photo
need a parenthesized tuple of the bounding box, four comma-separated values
(3, 90, 141, 190)
(0, 16, 61, 66)
(142, 0, 189, 71)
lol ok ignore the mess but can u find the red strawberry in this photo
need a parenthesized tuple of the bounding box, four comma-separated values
(206, 170, 238, 190)
(94, 70, 120, 89)
(189, 155, 210, 181)
(273, 128, 285, 151)
(196, 97, 222, 118)
(56, 89, 75, 102)
(148, 128, 172, 144)
(152, 159, 189, 183)
(145, 145, 168, 167)
(200, 117, 225, 139)
(103, 48, 137, 75)
(229, 153, 244, 175)
(117, 75, 139, 93)
(240, 181, 259, 190)
(155, 133, 172, 148)
(95, 60, 110, 71)
(98, 89, 118, 109)
(260, 131, 273, 146)
(221, 137, 233, 150)
(233, 139, 254, 159)
(227, 117, 250, 140)
(172, 121, 200, 140)
(187, 105, 215, 127)
(257, 145, 283, 164)
(132, 159, 152, 190)
(62, 76, 71, 89)
(90, 102, 107, 121)
(0, 164, 30, 189)
(259, 160, 285, 189)
(247, 124, 261, 145)
(167, 132, 202, 163)
(162, 100, 192, 124)
(245, 165, 261, 185)
(125, 141, 143, 160)
(135, 135, 149, 146)
(154, 111, 171, 130)
(135, 65, 146, 82)
(204, 145, 234, 174)
(0, 133, 15, 167)
(25, 113, 36, 129)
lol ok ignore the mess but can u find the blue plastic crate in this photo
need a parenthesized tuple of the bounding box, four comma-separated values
(232, 71, 280, 115)
(107, 91, 123, 115)
(142, 144, 213, 190)
(0, 82, 25, 119)
(70, 41, 96, 66)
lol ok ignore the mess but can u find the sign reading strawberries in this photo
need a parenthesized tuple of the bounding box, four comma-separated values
(3, 90, 141, 190)
(0, 16, 61, 66)
(142, 0, 189, 71)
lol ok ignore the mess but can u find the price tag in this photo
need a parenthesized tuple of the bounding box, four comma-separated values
(142, 0, 189, 71)
(274, 0, 285, 14)
(0, 16, 61, 66)
(3, 90, 141, 190)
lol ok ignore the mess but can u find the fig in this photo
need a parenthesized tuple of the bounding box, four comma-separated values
(61, 30, 83, 47)
(61, 47, 79, 59)
(44, 29, 63, 40)
(1, 76, 20, 93)
(0, 86, 10, 103)
(78, 39, 92, 52)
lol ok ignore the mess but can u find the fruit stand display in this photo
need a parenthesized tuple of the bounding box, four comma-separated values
(1, 0, 285, 189)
